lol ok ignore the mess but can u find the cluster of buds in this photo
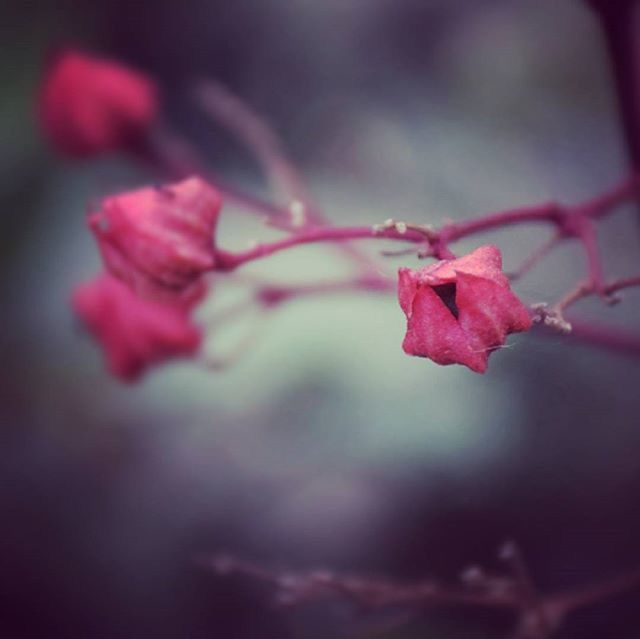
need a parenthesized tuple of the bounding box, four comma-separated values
(38, 51, 229, 379)
(46, 49, 639, 382)
(73, 174, 221, 380)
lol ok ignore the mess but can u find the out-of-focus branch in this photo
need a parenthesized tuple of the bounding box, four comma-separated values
(560, 319, 640, 357)
(200, 547, 640, 639)
(199, 271, 640, 366)
(195, 81, 316, 219)
(141, 124, 289, 221)
(200, 553, 521, 610)
(193, 80, 381, 273)
(587, 0, 640, 170)
(549, 565, 640, 614)
(508, 234, 561, 282)
(554, 275, 640, 313)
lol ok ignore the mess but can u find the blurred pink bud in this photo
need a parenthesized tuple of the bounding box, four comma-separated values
(38, 49, 157, 157)
(72, 273, 202, 381)
(398, 245, 531, 373)
(89, 177, 221, 299)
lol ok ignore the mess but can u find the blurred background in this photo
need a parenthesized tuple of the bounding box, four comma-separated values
(2, 0, 640, 637)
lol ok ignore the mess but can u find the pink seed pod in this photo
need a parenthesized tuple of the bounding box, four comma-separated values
(398, 245, 531, 373)
(72, 273, 202, 381)
(38, 49, 157, 157)
(89, 177, 222, 300)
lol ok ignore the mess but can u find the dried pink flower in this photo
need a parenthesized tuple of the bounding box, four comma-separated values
(398, 245, 531, 373)
(72, 273, 202, 381)
(38, 49, 157, 157)
(89, 177, 221, 300)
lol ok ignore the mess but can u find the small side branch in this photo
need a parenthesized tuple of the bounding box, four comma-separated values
(509, 234, 561, 282)
(554, 275, 640, 314)
(195, 80, 382, 272)
(195, 81, 315, 217)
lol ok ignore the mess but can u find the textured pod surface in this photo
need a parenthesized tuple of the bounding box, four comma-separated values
(90, 177, 221, 300)
(399, 246, 531, 372)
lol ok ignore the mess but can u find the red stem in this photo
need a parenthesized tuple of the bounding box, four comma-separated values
(551, 565, 640, 616)
(563, 320, 640, 357)
(195, 81, 317, 216)
(202, 553, 640, 631)
(255, 276, 393, 307)
(193, 80, 381, 272)
(556, 275, 640, 312)
(214, 225, 424, 271)
(139, 126, 289, 221)
(441, 202, 563, 241)
(214, 176, 640, 271)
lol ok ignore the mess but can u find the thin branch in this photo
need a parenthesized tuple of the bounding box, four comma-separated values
(500, 541, 554, 639)
(196, 276, 393, 371)
(198, 308, 268, 371)
(195, 81, 316, 217)
(213, 224, 425, 271)
(550, 565, 640, 616)
(574, 218, 607, 295)
(442, 174, 640, 243)
(563, 319, 640, 357)
(194, 80, 382, 272)
(213, 176, 640, 271)
(141, 124, 290, 222)
(508, 233, 561, 282)
(200, 550, 640, 638)
(529, 275, 640, 353)
(554, 275, 640, 313)
(254, 276, 393, 308)
(200, 554, 520, 610)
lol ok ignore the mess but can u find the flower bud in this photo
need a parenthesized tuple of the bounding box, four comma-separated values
(72, 273, 202, 381)
(38, 49, 157, 157)
(89, 177, 221, 299)
(398, 245, 531, 373)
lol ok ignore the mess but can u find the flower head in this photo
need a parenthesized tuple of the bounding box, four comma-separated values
(398, 245, 531, 373)
(89, 177, 221, 300)
(72, 273, 202, 381)
(38, 49, 157, 157)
